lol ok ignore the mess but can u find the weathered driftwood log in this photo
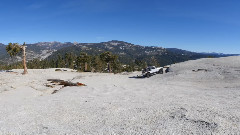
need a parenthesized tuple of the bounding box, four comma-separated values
(59, 81, 86, 86)
(47, 79, 86, 94)
(51, 90, 58, 94)
(47, 79, 86, 86)
(47, 79, 64, 83)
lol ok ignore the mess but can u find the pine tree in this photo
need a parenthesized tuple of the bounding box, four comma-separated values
(76, 52, 90, 71)
(100, 51, 118, 73)
(6, 42, 28, 74)
(90, 56, 104, 72)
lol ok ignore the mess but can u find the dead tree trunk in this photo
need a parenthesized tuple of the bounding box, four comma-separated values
(84, 62, 88, 71)
(22, 45, 28, 74)
(108, 62, 111, 73)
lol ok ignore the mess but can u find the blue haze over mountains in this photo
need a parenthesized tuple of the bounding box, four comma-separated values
(0, 41, 238, 66)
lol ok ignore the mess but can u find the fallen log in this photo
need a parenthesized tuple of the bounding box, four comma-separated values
(46, 79, 86, 94)
(47, 79, 86, 87)
(47, 79, 64, 83)
(59, 81, 86, 86)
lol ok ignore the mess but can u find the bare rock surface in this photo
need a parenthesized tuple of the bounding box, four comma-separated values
(0, 56, 240, 134)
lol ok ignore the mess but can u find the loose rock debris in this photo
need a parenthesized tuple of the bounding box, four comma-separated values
(170, 108, 218, 132)
(192, 69, 208, 72)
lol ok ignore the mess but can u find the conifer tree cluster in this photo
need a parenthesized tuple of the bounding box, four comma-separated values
(26, 51, 123, 73)
(0, 51, 149, 73)
(1, 43, 154, 73)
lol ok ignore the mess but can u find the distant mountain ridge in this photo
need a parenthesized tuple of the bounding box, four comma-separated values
(0, 40, 238, 66)
(48, 40, 167, 65)
(0, 42, 74, 64)
(47, 40, 238, 66)
(0, 43, 8, 63)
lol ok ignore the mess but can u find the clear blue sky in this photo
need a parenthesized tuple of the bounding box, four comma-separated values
(0, 0, 239, 54)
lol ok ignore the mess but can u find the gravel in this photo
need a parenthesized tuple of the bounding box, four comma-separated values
(0, 56, 240, 134)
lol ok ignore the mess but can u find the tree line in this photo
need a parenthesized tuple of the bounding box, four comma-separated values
(0, 43, 162, 74)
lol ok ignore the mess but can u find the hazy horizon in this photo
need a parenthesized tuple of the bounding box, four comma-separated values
(1, 40, 239, 55)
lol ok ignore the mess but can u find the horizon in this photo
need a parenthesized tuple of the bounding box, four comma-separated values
(1, 40, 239, 55)
(0, 0, 240, 54)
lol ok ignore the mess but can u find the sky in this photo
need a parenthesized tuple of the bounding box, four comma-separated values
(0, 0, 239, 54)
